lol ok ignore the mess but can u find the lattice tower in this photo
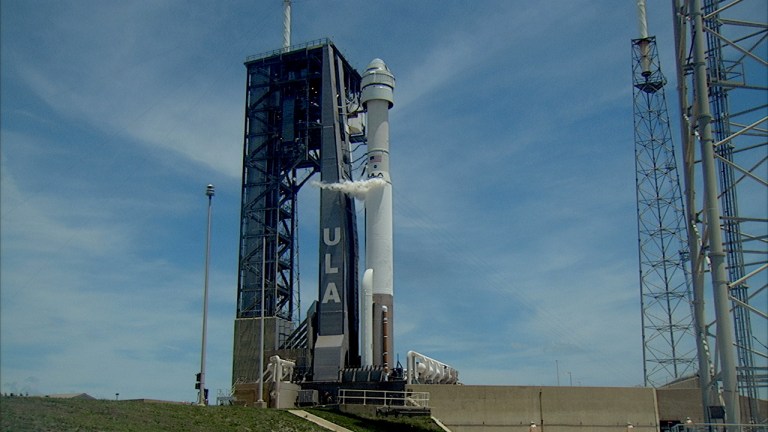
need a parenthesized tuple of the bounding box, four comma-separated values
(632, 35, 698, 388)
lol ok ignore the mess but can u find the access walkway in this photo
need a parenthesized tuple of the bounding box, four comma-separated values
(288, 410, 354, 432)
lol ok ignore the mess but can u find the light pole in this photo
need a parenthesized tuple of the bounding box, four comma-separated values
(198, 184, 214, 406)
(256, 236, 266, 408)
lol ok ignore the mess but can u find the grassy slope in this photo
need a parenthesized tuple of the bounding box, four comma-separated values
(0, 397, 324, 432)
(0, 397, 444, 432)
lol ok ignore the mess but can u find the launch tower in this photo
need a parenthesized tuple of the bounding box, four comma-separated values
(233, 39, 363, 384)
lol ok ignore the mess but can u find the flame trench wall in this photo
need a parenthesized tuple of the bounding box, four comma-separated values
(233, 42, 361, 384)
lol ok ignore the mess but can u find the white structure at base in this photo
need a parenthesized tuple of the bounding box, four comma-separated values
(406, 350, 459, 385)
(267, 355, 296, 409)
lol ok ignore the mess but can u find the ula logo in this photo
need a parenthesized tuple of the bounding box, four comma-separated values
(321, 227, 341, 304)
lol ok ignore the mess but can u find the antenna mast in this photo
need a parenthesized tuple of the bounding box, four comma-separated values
(283, 0, 291, 49)
(631, 0, 698, 391)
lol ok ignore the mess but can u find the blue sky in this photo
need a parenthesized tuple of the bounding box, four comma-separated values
(1, 1, 684, 401)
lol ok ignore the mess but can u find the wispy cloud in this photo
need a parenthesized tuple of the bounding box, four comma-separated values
(1, 128, 235, 400)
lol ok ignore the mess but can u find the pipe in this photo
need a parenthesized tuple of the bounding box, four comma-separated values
(636, 0, 649, 39)
(670, 0, 714, 419)
(691, 0, 740, 423)
(635, 0, 652, 76)
(382, 306, 389, 372)
(361, 269, 374, 365)
(257, 237, 266, 406)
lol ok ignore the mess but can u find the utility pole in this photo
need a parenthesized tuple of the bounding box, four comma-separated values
(198, 184, 215, 406)
(256, 237, 266, 408)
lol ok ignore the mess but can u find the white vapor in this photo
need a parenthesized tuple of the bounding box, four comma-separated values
(311, 178, 386, 200)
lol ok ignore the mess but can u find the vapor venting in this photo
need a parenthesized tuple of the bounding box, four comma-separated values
(312, 178, 386, 200)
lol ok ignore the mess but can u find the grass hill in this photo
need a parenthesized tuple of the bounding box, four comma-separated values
(0, 396, 443, 432)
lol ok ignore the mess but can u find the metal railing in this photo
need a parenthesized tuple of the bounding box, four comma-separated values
(671, 423, 768, 432)
(337, 389, 430, 408)
(245, 38, 332, 62)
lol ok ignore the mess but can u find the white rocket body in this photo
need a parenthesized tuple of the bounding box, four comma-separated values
(361, 59, 395, 368)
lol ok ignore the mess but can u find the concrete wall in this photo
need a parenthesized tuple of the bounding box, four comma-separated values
(232, 317, 281, 384)
(655, 388, 767, 423)
(232, 317, 311, 382)
(656, 388, 704, 423)
(408, 385, 660, 432)
(273, 383, 300, 409)
(740, 397, 768, 424)
(233, 382, 299, 409)
(232, 382, 260, 407)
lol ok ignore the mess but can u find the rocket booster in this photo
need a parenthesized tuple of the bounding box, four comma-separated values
(361, 59, 395, 367)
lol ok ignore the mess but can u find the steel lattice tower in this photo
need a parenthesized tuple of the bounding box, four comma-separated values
(632, 34, 698, 388)
(671, 0, 767, 424)
(233, 39, 362, 384)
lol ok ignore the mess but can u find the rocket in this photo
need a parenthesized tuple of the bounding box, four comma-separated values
(360, 59, 395, 368)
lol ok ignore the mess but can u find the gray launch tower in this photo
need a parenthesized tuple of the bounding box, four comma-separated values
(233, 39, 362, 384)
